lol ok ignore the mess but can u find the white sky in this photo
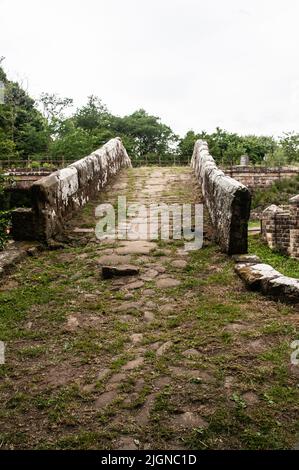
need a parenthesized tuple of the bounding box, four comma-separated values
(1, 0, 299, 137)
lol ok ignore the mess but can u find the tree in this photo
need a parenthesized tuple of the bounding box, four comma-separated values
(178, 130, 200, 163)
(179, 128, 277, 166)
(40, 93, 73, 122)
(74, 95, 111, 131)
(0, 63, 50, 161)
(279, 132, 299, 164)
(241, 135, 276, 164)
(110, 109, 177, 162)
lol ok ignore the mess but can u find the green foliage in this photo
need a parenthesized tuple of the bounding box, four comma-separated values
(0, 63, 50, 161)
(49, 124, 95, 160)
(279, 132, 299, 164)
(265, 147, 288, 166)
(252, 175, 299, 210)
(110, 109, 177, 162)
(47, 102, 178, 164)
(0, 172, 11, 249)
(0, 211, 10, 249)
(179, 127, 277, 165)
(178, 130, 198, 163)
(73, 95, 110, 131)
(30, 161, 41, 169)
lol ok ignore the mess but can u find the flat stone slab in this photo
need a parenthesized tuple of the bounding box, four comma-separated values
(116, 301, 141, 313)
(102, 264, 140, 279)
(126, 280, 144, 290)
(64, 315, 80, 331)
(182, 348, 200, 358)
(147, 264, 166, 273)
(115, 241, 156, 255)
(144, 311, 155, 323)
(107, 372, 126, 384)
(140, 269, 159, 281)
(135, 393, 156, 426)
(97, 368, 111, 381)
(95, 390, 117, 408)
(130, 333, 143, 344)
(122, 356, 144, 371)
(144, 300, 156, 309)
(156, 341, 173, 356)
(97, 254, 131, 265)
(172, 259, 188, 268)
(156, 278, 181, 289)
(235, 262, 299, 302)
(143, 289, 156, 296)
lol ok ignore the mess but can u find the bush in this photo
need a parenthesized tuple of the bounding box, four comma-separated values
(42, 162, 55, 170)
(252, 175, 299, 210)
(30, 161, 41, 169)
(0, 210, 10, 250)
(0, 173, 12, 250)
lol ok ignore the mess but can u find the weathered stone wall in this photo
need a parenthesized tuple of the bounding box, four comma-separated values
(11, 137, 131, 241)
(261, 195, 299, 259)
(223, 166, 299, 191)
(191, 140, 251, 254)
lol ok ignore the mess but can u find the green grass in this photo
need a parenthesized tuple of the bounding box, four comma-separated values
(249, 237, 299, 278)
(248, 219, 260, 228)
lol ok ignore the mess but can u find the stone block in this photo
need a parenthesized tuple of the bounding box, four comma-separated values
(235, 262, 299, 303)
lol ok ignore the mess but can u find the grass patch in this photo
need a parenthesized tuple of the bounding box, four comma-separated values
(249, 237, 299, 278)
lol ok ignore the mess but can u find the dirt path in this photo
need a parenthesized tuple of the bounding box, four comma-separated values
(0, 167, 298, 450)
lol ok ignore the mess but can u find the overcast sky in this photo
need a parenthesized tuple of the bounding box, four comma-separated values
(1, 0, 299, 137)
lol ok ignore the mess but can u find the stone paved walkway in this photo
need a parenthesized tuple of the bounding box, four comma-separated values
(0, 166, 298, 450)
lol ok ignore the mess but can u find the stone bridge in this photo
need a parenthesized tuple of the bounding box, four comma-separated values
(0, 138, 298, 450)
(10, 137, 251, 255)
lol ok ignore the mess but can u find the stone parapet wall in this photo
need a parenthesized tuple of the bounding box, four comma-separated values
(261, 195, 299, 259)
(11, 138, 131, 242)
(222, 165, 299, 190)
(191, 140, 251, 254)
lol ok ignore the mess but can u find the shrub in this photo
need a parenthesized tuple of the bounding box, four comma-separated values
(0, 173, 12, 250)
(0, 210, 10, 250)
(252, 175, 299, 210)
(30, 161, 41, 169)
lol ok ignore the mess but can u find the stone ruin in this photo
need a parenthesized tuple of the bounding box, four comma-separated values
(261, 195, 299, 259)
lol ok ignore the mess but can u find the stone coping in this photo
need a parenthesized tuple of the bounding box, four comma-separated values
(234, 254, 299, 303)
